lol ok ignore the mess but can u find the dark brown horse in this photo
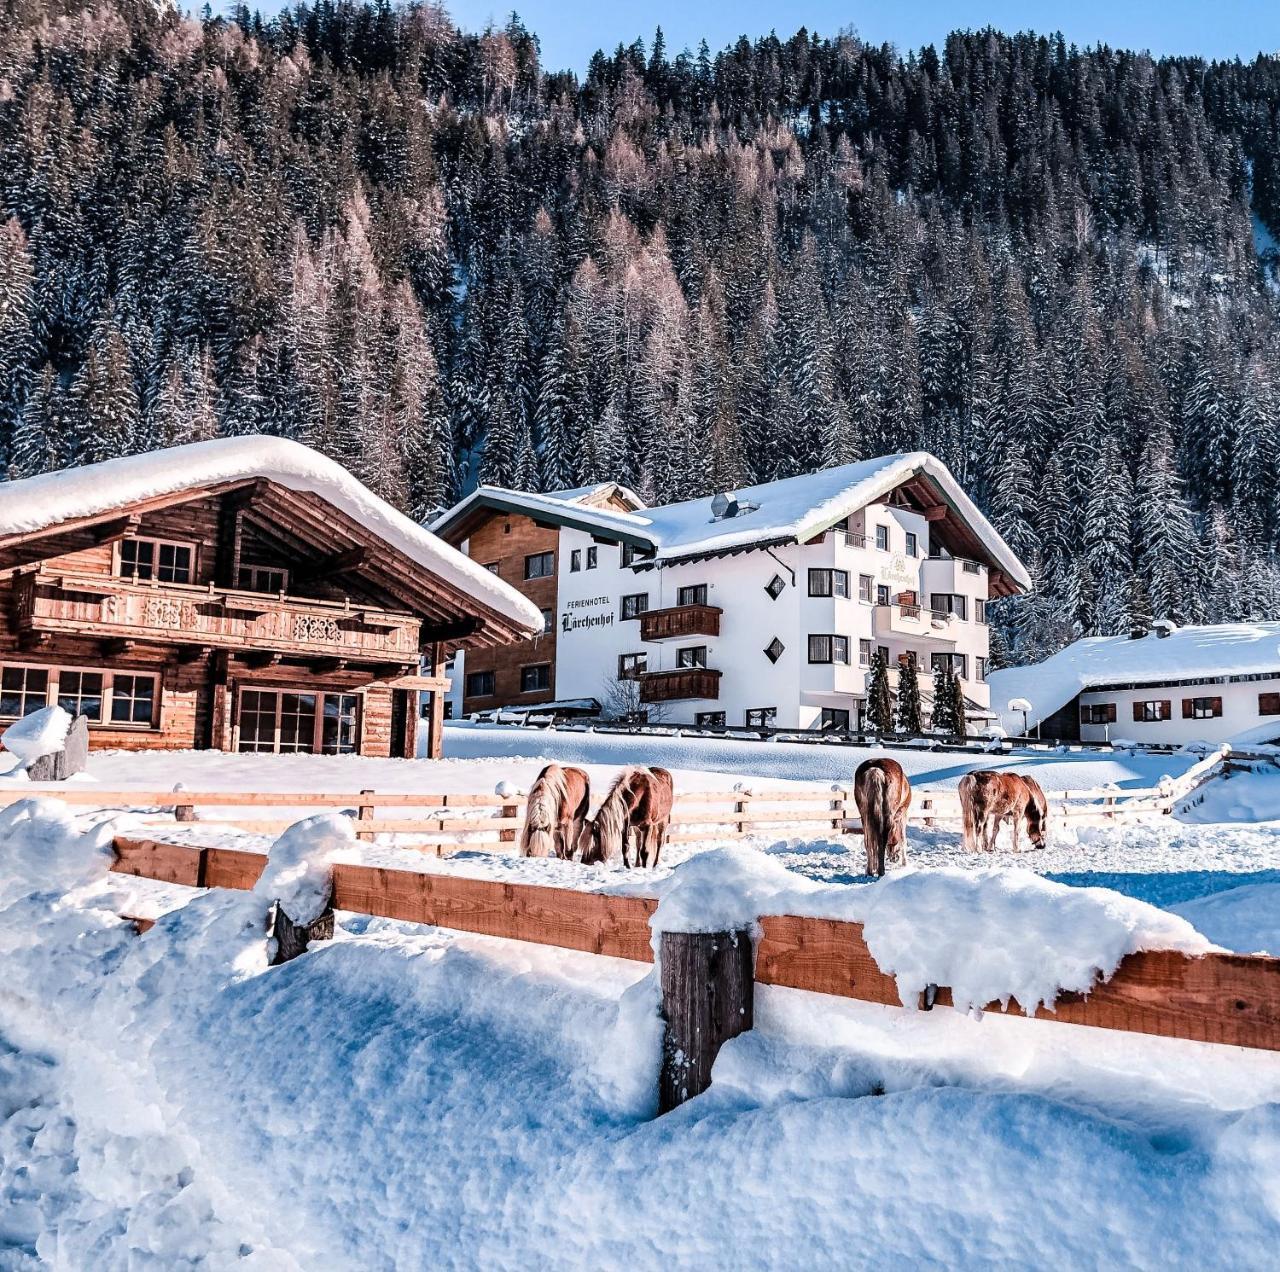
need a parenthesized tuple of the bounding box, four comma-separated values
(854, 757, 912, 877)
(520, 763, 591, 860)
(958, 770, 1048, 853)
(579, 766, 674, 868)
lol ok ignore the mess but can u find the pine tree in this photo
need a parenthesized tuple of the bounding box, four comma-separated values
(896, 656, 923, 734)
(865, 652, 893, 733)
(931, 659, 956, 733)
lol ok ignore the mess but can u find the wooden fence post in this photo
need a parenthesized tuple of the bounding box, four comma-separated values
(922, 796, 934, 828)
(658, 927, 754, 1114)
(268, 892, 335, 966)
(734, 792, 751, 837)
(499, 799, 520, 844)
(357, 789, 375, 842)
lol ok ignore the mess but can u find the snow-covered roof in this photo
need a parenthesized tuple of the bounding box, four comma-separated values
(0, 436, 544, 635)
(435, 453, 1032, 589)
(541, 482, 645, 511)
(988, 622, 1280, 734)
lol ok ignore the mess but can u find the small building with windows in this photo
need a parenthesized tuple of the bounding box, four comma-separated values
(987, 621, 1280, 746)
(432, 454, 1030, 731)
(0, 436, 542, 758)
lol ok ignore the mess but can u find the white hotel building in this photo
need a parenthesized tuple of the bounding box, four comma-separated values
(431, 454, 1031, 731)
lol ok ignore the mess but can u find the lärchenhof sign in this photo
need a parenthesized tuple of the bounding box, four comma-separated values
(562, 595, 614, 634)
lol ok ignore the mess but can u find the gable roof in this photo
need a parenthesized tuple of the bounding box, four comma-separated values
(987, 622, 1280, 734)
(433, 452, 1032, 595)
(0, 436, 544, 638)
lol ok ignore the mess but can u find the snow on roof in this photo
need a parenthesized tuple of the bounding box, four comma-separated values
(0, 436, 543, 634)
(541, 482, 646, 510)
(437, 453, 1031, 587)
(988, 622, 1280, 734)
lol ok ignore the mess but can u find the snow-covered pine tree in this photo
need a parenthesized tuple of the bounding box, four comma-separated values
(896, 656, 923, 734)
(865, 652, 893, 733)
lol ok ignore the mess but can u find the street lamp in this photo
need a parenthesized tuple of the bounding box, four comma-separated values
(1008, 697, 1032, 740)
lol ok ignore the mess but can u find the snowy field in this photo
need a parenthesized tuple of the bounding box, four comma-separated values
(3, 732, 1280, 1267)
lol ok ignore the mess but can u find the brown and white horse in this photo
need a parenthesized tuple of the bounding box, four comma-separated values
(519, 764, 591, 860)
(854, 757, 912, 877)
(579, 766, 674, 868)
(958, 770, 1048, 853)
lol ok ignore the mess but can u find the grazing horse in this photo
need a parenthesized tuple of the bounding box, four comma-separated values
(854, 757, 912, 877)
(519, 764, 591, 860)
(580, 766, 674, 868)
(958, 770, 1049, 853)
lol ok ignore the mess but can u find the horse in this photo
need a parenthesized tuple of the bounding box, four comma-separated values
(579, 766, 674, 868)
(854, 757, 912, 877)
(958, 770, 1048, 853)
(519, 764, 591, 860)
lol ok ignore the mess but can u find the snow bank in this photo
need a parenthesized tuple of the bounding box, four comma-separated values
(254, 813, 351, 925)
(2, 704, 71, 765)
(1178, 764, 1280, 823)
(1172, 883, 1280, 955)
(647, 848, 1213, 1014)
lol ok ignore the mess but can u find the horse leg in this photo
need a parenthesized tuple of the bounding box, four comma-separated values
(1011, 816, 1021, 854)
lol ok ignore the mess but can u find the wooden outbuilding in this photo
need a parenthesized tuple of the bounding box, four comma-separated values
(0, 437, 542, 758)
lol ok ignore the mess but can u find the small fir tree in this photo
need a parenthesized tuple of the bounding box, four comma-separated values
(865, 652, 893, 733)
(948, 662, 969, 736)
(896, 655, 923, 734)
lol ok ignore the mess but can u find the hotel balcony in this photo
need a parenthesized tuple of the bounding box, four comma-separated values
(14, 568, 422, 664)
(872, 603, 957, 643)
(638, 667, 721, 703)
(639, 603, 722, 642)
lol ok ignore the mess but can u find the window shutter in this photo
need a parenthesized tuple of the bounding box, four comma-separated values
(1182, 699, 1193, 719)
(1132, 702, 1143, 722)
(1080, 704, 1090, 723)
(1106, 704, 1117, 723)
(1211, 697, 1223, 717)
(1160, 701, 1171, 720)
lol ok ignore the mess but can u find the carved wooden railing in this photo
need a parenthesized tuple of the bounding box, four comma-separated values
(639, 602, 723, 642)
(639, 666, 722, 702)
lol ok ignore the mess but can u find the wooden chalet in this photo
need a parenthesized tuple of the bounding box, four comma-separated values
(0, 437, 543, 758)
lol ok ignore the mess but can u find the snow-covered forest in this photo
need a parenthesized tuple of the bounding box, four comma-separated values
(1, 2, 1280, 664)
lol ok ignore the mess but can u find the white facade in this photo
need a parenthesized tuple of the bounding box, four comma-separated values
(1077, 678, 1280, 745)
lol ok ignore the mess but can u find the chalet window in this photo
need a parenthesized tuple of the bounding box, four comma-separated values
(975, 657, 988, 683)
(236, 689, 359, 754)
(678, 584, 709, 606)
(586, 546, 598, 569)
(858, 575, 874, 603)
(520, 664, 551, 693)
(620, 593, 649, 620)
(237, 564, 288, 593)
(1080, 703, 1118, 725)
(859, 639, 872, 666)
(765, 574, 786, 600)
(745, 707, 777, 728)
(1134, 700, 1172, 722)
(875, 525, 889, 551)
(905, 532, 918, 558)
(618, 653, 647, 680)
(1183, 697, 1223, 720)
(524, 552, 555, 580)
(764, 637, 785, 663)
(540, 608, 554, 634)
(808, 635, 850, 664)
(1260, 693, 1280, 716)
(321, 694, 360, 754)
(975, 599, 988, 625)
(119, 537, 194, 584)
(808, 569, 849, 598)
(677, 646, 708, 669)
(570, 549, 582, 573)
(466, 670, 495, 697)
(932, 593, 967, 621)
(876, 584, 891, 606)
(695, 711, 726, 728)
(820, 708, 851, 731)
(0, 664, 157, 727)
(931, 653, 969, 679)
(57, 670, 104, 722)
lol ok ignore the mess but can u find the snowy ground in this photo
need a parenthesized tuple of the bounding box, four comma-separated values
(3, 734, 1280, 1267)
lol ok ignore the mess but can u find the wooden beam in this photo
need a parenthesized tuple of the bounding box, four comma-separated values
(292, 546, 368, 586)
(419, 616, 483, 644)
(102, 638, 135, 656)
(921, 505, 949, 521)
(310, 657, 348, 675)
(177, 646, 212, 664)
(93, 513, 142, 544)
(243, 651, 282, 670)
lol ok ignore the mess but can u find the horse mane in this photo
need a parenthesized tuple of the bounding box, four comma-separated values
(592, 768, 639, 860)
(521, 764, 568, 856)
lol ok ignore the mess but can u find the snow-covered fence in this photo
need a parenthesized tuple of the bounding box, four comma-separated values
(109, 834, 1280, 1113)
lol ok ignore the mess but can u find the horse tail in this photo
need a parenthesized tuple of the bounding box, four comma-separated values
(958, 774, 978, 853)
(520, 765, 566, 858)
(868, 767, 892, 877)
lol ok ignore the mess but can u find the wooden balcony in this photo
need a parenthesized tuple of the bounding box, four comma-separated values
(639, 667, 721, 703)
(14, 569, 421, 663)
(639, 603, 722, 642)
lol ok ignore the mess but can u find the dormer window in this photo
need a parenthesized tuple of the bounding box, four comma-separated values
(118, 537, 194, 584)
(237, 564, 288, 593)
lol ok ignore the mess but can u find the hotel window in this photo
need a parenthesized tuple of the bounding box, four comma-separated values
(808, 569, 849, 598)
(1182, 697, 1223, 720)
(520, 664, 552, 692)
(677, 646, 708, 669)
(858, 574, 874, 603)
(859, 639, 872, 666)
(0, 664, 157, 727)
(975, 657, 988, 683)
(745, 707, 777, 728)
(618, 653, 648, 680)
(820, 708, 851, 731)
(962, 560, 982, 575)
(540, 608, 554, 634)
(905, 532, 918, 558)
(118, 537, 194, 584)
(237, 564, 288, 593)
(586, 546, 598, 569)
(1260, 693, 1280, 716)
(570, 549, 582, 573)
(678, 584, 709, 606)
(875, 525, 889, 551)
(808, 635, 850, 664)
(932, 593, 967, 621)
(765, 574, 786, 600)
(931, 653, 968, 679)
(466, 670, 495, 697)
(764, 637, 785, 663)
(695, 711, 726, 728)
(876, 584, 891, 606)
(877, 645, 889, 665)
(525, 551, 555, 580)
(621, 543, 653, 567)
(1134, 700, 1172, 722)
(975, 599, 988, 625)
(620, 593, 649, 620)
(1080, 703, 1118, 725)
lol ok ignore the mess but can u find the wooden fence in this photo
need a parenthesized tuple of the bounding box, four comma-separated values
(109, 833, 1280, 1112)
